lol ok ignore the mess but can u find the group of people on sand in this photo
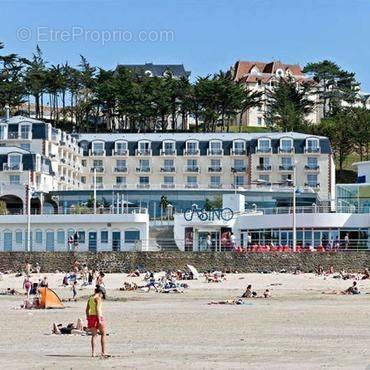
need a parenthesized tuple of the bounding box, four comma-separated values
(204, 271, 226, 283)
(23, 275, 48, 298)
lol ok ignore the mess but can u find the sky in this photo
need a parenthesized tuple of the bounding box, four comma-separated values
(1, 0, 370, 89)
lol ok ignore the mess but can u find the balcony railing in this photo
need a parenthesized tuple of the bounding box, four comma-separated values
(90, 166, 105, 173)
(136, 149, 152, 156)
(278, 147, 294, 153)
(184, 166, 200, 173)
(279, 165, 294, 171)
(256, 147, 272, 153)
(3, 163, 22, 171)
(114, 167, 128, 173)
(304, 147, 320, 154)
(256, 165, 272, 171)
(113, 184, 127, 189)
(185, 183, 199, 188)
(208, 166, 222, 172)
(8, 132, 19, 139)
(183, 149, 200, 156)
(136, 167, 151, 173)
(90, 150, 106, 156)
(160, 149, 176, 156)
(231, 149, 246, 156)
(90, 184, 104, 189)
(305, 165, 320, 171)
(207, 149, 223, 156)
(161, 183, 175, 189)
(137, 183, 150, 189)
(304, 182, 320, 188)
(113, 149, 128, 156)
(209, 183, 222, 189)
(231, 167, 246, 172)
(161, 166, 176, 172)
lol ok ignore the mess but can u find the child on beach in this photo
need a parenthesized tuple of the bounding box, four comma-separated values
(71, 281, 78, 301)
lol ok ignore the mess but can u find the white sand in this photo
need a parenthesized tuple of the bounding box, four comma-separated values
(0, 272, 369, 369)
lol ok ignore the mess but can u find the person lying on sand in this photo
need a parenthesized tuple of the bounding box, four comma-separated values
(323, 281, 361, 295)
(52, 318, 87, 335)
(0, 288, 22, 295)
(119, 282, 138, 291)
(127, 269, 140, 278)
(208, 298, 245, 305)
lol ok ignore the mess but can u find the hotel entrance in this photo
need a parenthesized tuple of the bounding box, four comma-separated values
(197, 231, 220, 251)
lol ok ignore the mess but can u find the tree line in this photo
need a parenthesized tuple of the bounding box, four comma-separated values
(0, 42, 369, 173)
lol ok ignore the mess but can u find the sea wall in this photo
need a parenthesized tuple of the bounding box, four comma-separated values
(0, 251, 369, 273)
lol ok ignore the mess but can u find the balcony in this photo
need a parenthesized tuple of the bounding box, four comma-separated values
(207, 149, 223, 156)
(113, 149, 128, 156)
(8, 132, 19, 139)
(137, 183, 150, 189)
(208, 166, 222, 173)
(209, 183, 222, 189)
(161, 183, 175, 189)
(278, 147, 294, 153)
(185, 183, 199, 189)
(279, 165, 294, 171)
(136, 149, 152, 156)
(304, 182, 320, 188)
(136, 167, 151, 173)
(161, 166, 176, 173)
(114, 167, 128, 173)
(231, 167, 246, 172)
(256, 147, 272, 153)
(160, 149, 177, 156)
(90, 184, 104, 189)
(184, 166, 200, 173)
(3, 163, 23, 171)
(304, 147, 320, 154)
(256, 165, 271, 171)
(305, 165, 320, 171)
(113, 184, 127, 189)
(183, 149, 200, 156)
(90, 166, 105, 173)
(90, 149, 106, 156)
(230, 149, 246, 156)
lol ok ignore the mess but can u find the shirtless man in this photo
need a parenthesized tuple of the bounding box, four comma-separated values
(86, 286, 109, 357)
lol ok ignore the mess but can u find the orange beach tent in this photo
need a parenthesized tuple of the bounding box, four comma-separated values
(39, 287, 64, 309)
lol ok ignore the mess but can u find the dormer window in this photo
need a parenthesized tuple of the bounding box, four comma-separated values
(257, 138, 271, 153)
(5, 153, 22, 171)
(208, 140, 223, 156)
(114, 141, 128, 156)
(91, 141, 105, 156)
(145, 70, 153, 77)
(305, 138, 320, 153)
(137, 141, 151, 156)
(185, 141, 199, 156)
(20, 124, 31, 140)
(279, 138, 294, 153)
(0, 125, 7, 140)
(276, 69, 284, 77)
(162, 141, 176, 155)
(232, 140, 246, 155)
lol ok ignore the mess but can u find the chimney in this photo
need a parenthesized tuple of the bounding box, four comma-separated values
(4, 104, 10, 122)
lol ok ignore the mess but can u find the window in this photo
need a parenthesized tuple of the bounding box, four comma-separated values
(9, 175, 20, 184)
(210, 176, 221, 187)
(280, 138, 293, 152)
(139, 159, 150, 171)
(116, 176, 126, 184)
(186, 141, 198, 155)
(92, 142, 104, 155)
(209, 141, 222, 155)
(138, 141, 151, 155)
(187, 176, 197, 187)
(281, 174, 292, 182)
(163, 141, 176, 155)
(258, 157, 270, 170)
(210, 159, 221, 171)
(57, 230, 65, 244)
(35, 231, 43, 244)
(259, 174, 270, 183)
(234, 159, 245, 170)
(101, 231, 108, 243)
(20, 143, 30, 151)
(258, 139, 271, 152)
(257, 117, 262, 125)
(233, 141, 245, 155)
(78, 231, 85, 244)
(235, 175, 244, 186)
(163, 159, 174, 171)
(15, 231, 22, 244)
(307, 157, 318, 169)
(187, 159, 198, 171)
(8, 154, 21, 170)
(125, 230, 140, 243)
(139, 176, 149, 187)
(164, 176, 174, 184)
(20, 125, 31, 139)
(115, 141, 127, 154)
(82, 160, 87, 167)
(307, 174, 318, 187)
(306, 138, 319, 152)
(93, 159, 103, 168)
(281, 157, 292, 168)
(116, 159, 126, 169)
(81, 176, 86, 184)
(96, 177, 103, 185)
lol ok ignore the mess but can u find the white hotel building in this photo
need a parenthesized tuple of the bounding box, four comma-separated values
(0, 114, 368, 251)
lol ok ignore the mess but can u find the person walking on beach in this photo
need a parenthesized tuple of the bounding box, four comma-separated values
(344, 233, 350, 250)
(206, 233, 212, 251)
(86, 286, 109, 357)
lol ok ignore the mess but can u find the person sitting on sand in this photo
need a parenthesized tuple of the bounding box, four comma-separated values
(52, 318, 86, 335)
(40, 276, 48, 288)
(22, 296, 41, 309)
(127, 269, 140, 277)
(361, 268, 370, 280)
(120, 282, 138, 291)
(316, 265, 324, 275)
(263, 289, 272, 298)
(343, 281, 360, 295)
(241, 285, 256, 298)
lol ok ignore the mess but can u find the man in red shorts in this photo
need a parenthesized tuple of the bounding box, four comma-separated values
(86, 285, 109, 357)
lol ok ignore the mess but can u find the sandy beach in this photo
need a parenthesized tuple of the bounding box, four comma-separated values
(0, 271, 369, 369)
